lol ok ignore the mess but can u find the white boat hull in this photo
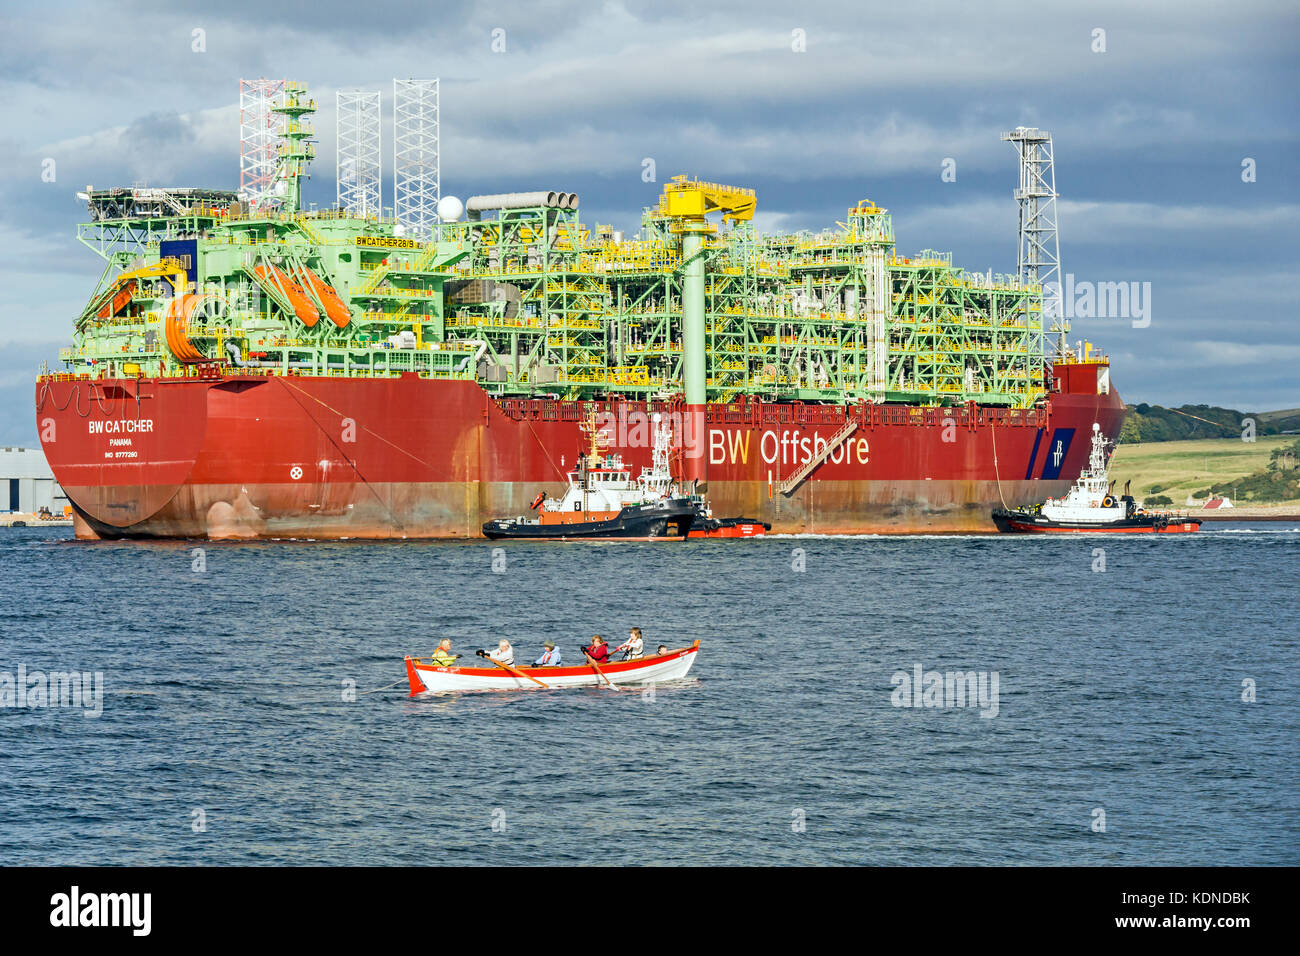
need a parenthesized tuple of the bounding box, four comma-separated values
(405, 641, 700, 694)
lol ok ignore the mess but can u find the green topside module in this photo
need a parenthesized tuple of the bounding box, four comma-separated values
(67, 92, 1046, 409)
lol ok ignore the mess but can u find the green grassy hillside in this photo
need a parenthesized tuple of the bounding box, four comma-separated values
(1108, 436, 1300, 504)
(1118, 404, 1296, 443)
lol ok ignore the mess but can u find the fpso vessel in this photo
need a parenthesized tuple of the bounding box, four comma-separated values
(36, 82, 1123, 540)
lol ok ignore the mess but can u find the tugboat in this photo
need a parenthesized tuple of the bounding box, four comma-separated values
(992, 423, 1202, 534)
(482, 413, 697, 540)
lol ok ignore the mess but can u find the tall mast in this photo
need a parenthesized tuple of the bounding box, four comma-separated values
(1002, 127, 1064, 355)
(271, 81, 316, 215)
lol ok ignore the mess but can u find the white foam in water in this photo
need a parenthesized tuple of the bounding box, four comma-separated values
(771, 527, 1300, 538)
(1203, 527, 1300, 534)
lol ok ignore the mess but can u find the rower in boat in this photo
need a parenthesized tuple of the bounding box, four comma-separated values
(534, 640, 562, 667)
(615, 627, 644, 660)
(477, 639, 515, 666)
(430, 638, 457, 666)
(582, 635, 610, 665)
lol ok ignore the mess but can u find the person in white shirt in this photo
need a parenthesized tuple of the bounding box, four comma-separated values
(615, 627, 644, 660)
(486, 639, 514, 666)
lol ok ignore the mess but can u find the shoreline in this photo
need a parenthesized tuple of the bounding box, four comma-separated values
(0, 513, 73, 527)
(1196, 510, 1300, 522)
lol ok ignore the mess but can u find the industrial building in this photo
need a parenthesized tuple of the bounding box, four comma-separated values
(0, 447, 68, 514)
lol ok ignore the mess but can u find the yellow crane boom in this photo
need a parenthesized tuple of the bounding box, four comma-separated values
(659, 175, 756, 223)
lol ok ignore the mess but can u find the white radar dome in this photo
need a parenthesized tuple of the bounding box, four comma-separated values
(437, 195, 464, 222)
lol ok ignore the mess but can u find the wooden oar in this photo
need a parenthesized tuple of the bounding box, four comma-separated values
(477, 651, 549, 689)
(582, 649, 618, 691)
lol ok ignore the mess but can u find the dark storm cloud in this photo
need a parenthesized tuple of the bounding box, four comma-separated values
(119, 111, 198, 149)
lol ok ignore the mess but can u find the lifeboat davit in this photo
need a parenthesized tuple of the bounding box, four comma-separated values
(253, 264, 320, 327)
(300, 266, 351, 328)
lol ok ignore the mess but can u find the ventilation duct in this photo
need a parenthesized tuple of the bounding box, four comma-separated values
(465, 191, 579, 218)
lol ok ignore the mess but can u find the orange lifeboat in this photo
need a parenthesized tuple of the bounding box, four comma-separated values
(300, 266, 351, 329)
(253, 264, 320, 327)
(97, 279, 137, 319)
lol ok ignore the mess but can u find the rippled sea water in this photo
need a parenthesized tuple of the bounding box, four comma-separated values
(0, 524, 1296, 865)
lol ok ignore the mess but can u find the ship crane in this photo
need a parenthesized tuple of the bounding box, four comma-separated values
(657, 176, 757, 488)
(658, 176, 757, 225)
(79, 257, 187, 331)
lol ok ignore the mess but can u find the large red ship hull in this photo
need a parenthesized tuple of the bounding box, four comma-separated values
(35, 363, 1124, 539)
